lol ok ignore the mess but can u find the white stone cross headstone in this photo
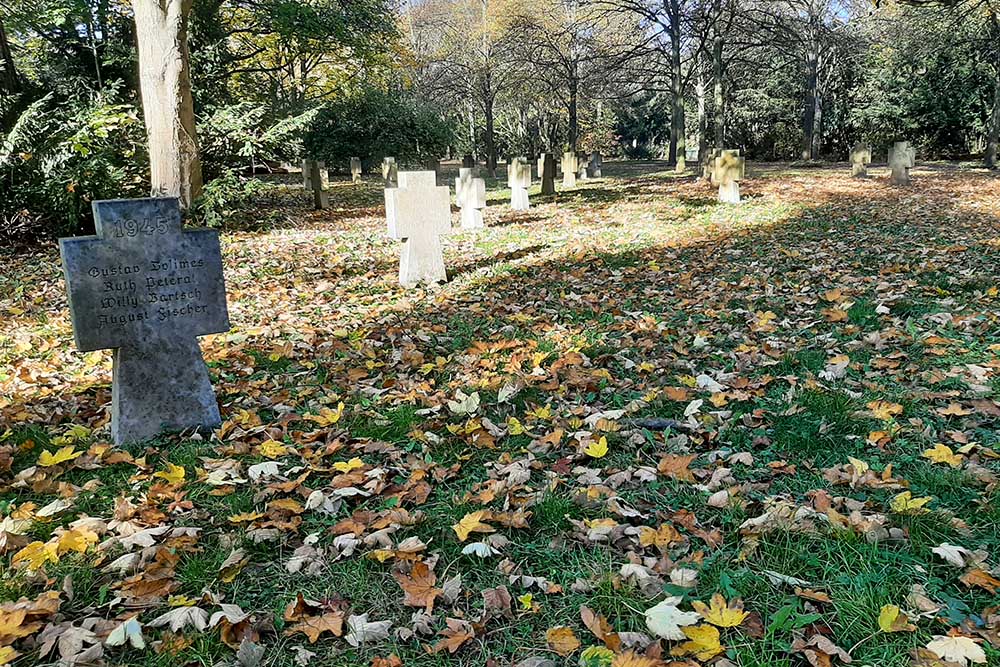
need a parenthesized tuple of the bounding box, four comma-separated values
(714, 149, 744, 204)
(889, 141, 915, 185)
(508, 158, 531, 210)
(562, 152, 578, 188)
(385, 171, 452, 286)
(382, 157, 398, 188)
(351, 157, 362, 184)
(850, 142, 871, 178)
(59, 197, 230, 445)
(456, 167, 486, 230)
(576, 153, 589, 181)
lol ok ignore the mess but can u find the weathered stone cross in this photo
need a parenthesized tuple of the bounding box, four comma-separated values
(889, 141, 915, 185)
(59, 197, 230, 445)
(382, 157, 398, 188)
(850, 142, 871, 178)
(714, 149, 744, 204)
(456, 167, 486, 229)
(385, 171, 452, 286)
(351, 157, 362, 184)
(588, 152, 603, 178)
(508, 157, 531, 210)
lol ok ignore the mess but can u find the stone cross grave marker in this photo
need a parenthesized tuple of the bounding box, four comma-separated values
(351, 157, 362, 184)
(714, 149, 744, 204)
(889, 141, 915, 185)
(462, 154, 475, 169)
(508, 157, 531, 210)
(424, 158, 441, 185)
(382, 157, 398, 188)
(540, 153, 556, 196)
(385, 171, 452, 286)
(588, 152, 603, 178)
(576, 153, 589, 182)
(562, 152, 578, 188)
(59, 197, 230, 446)
(456, 167, 486, 230)
(850, 142, 871, 178)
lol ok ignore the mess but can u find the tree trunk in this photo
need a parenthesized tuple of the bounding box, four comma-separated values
(696, 62, 707, 164)
(132, 0, 203, 209)
(0, 19, 19, 92)
(802, 42, 819, 160)
(668, 0, 683, 169)
(485, 96, 497, 178)
(987, 69, 1000, 169)
(568, 73, 579, 153)
(812, 88, 823, 158)
(713, 33, 724, 150)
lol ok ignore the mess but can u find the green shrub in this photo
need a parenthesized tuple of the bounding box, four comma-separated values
(0, 84, 147, 242)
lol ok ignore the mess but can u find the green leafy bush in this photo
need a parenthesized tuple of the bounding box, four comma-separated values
(304, 87, 453, 172)
(0, 85, 147, 243)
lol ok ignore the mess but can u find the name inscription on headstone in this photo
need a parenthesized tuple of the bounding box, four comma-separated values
(61, 200, 228, 352)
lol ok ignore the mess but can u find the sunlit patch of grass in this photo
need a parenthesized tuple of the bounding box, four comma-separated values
(769, 390, 872, 462)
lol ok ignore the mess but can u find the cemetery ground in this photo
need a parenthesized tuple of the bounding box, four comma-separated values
(2, 161, 1000, 667)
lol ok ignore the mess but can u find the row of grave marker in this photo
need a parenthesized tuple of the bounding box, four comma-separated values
(56, 142, 919, 446)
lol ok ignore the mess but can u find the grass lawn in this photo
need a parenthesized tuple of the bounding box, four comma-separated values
(1, 160, 999, 667)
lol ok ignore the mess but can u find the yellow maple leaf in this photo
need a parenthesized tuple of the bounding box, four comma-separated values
(692, 593, 748, 627)
(258, 439, 289, 458)
(56, 527, 98, 555)
(37, 445, 83, 467)
(867, 400, 903, 421)
(584, 436, 609, 458)
(507, 417, 526, 435)
(303, 402, 344, 426)
(452, 511, 495, 541)
(890, 491, 933, 515)
(672, 624, 723, 660)
(922, 444, 963, 468)
(152, 463, 186, 485)
(517, 593, 534, 610)
(333, 457, 364, 473)
(12, 540, 59, 571)
(878, 604, 916, 633)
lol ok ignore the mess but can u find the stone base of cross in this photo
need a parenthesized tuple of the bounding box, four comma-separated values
(59, 197, 230, 446)
(850, 142, 872, 178)
(714, 150, 745, 204)
(562, 152, 577, 188)
(889, 141, 915, 186)
(508, 158, 531, 211)
(385, 171, 452, 286)
(456, 167, 486, 230)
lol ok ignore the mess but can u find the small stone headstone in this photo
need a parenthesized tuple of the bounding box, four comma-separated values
(456, 167, 486, 230)
(702, 149, 721, 183)
(302, 159, 328, 208)
(588, 152, 603, 178)
(576, 153, 589, 181)
(537, 155, 546, 180)
(850, 143, 871, 178)
(58, 197, 230, 445)
(540, 154, 556, 196)
(385, 171, 452, 286)
(562, 152, 577, 188)
(423, 158, 441, 185)
(351, 157, 362, 185)
(714, 149, 744, 204)
(889, 141, 915, 185)
(382, 157, 398, 188)
(508, 158, 531, 211)
(462, 154, 475, 169)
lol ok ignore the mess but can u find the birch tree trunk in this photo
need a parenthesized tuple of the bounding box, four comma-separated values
(132, 0, 203, 209)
